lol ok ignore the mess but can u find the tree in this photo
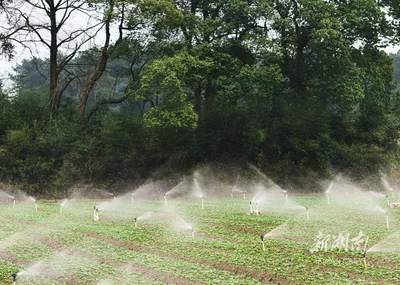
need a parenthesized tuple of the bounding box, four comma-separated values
(0, 0, 107, 116)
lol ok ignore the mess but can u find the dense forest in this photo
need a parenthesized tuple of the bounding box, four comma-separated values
(1, 0, 400, 195)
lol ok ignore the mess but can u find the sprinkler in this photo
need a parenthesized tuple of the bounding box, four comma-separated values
(256, 203, 261, 215)
(188, 225, 195, 239)
(243, 192, 246, 200)
(385, 194, 390, 207)
(386, 214, 389, 230)
(363, 236, 369, 270)
(164, 194, 168, 205)
(93, 206, 100, 222)
(29, 197, 37, 212)
(249, 201, 254, 214)
(60, 199, 68, 215)
(363, 251, 368, 270)
(134, 217, 138, 228)
(306, 207, 310, 220)
(326, 181, 333, 205)
(11, 272, 17, 285)
(282, 190, 288, 203)
(255, 202, 260, 215)
(363, 251, 367, 270)
(325, 191, 331, 205)
(260, 233, 266, 251)
(12, 197, 15, 209)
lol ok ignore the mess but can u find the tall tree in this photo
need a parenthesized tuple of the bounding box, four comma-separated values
(0, 0, 106, 116)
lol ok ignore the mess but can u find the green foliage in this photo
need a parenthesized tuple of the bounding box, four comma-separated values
(138, 53, 211, 129)
(1, 0, 400, 192)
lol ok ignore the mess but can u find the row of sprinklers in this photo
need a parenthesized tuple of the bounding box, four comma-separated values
(6, 168, 400, 283)
(256, 176, 397, 272)
(0, 193, 37, 212)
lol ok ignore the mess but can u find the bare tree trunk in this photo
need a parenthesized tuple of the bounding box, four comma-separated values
(49, 1, 59, 116)
(79, 0, 114, 116)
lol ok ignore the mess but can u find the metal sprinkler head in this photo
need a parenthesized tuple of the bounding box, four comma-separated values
(93, 206, 100, 222)
(363, 251, 367, 270)
(11, 272, 17, 283)
(260, 233, 266, 251)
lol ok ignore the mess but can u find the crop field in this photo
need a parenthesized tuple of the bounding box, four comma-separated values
(0, 194, 399, 285)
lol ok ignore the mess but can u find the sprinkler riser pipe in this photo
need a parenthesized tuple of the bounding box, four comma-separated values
(386, 215, 389, 230)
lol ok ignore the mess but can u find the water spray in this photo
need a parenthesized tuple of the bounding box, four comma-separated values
(243, 191, 246, 200)
(93, 206, 100, 222)
(131, 192, 135, 204)
(164, 194, 168, 205)
(12, 196, 15, 209)
(201, 198, 204, 210)
(11, 272, 17, 285)
(305, 207, 310, 220)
